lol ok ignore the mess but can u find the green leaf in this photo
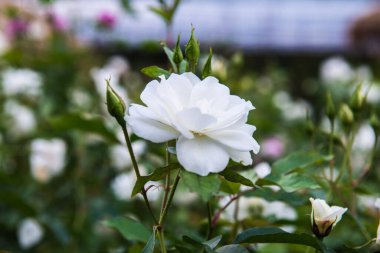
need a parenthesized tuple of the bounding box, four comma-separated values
(181, 171, 221, 202)
(141, 66, 170, 79)
(219, 168, 254, 187)
(132, 164, 179, 197)
(258, 151, 332, 192)
(216, 245, 249, 253)
(163, 46, 178, 73)
(202, 48, 212, 79)
(219, 180, 241, 194)
(234, 227, 334, 253)
(48, 112, 119, 143)
(142, 232, 156, 253)
(203, 235, 222, 249)
(102, 216, 151, 242)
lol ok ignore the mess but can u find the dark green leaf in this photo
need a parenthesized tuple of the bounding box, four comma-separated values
(234, 227, 334, 253)
(141, 66, 170, 79)
(182, 171, 221, 202)
(48, 113, 119, 143)
(219, 168, 254, 187)
(216, 245, 248, 253)
(219, 180, 241, 194)
(142, 232, 156, 253)
(132, 164, 179, 197)
(102, 216, 151, 242)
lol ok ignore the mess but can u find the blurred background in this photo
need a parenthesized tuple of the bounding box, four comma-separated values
(1, 0, 380, 252)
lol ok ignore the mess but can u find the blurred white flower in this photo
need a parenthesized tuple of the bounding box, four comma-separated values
(221, 196, 296, 222)
(377, 221, 380, 244)
(310, 198, 347, 238)
(111, 166, 161, 202)
(0, 31, 10, 55)
(261, 137, 284, 159)
(5, 101, 36, 135)
(28, 20, 49, 41)
(320, 56, 354, 84)
(253, 162, 271, 179)
(18, 218, 44, 249)
(1, 68, 42, 96)
(127, 73, 259, 176)
(273, 91, 311, 121)
(30, 139, 67, 183)
(375, 198, 380, 209)
(365, 83, 380, 105)
(90, 56, 129, 103)
(110, 140, 147, 170)
(353, 123, 375, 151)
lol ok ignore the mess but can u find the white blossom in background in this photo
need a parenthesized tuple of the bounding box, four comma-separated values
(353, 123, 375, 151)
(365, 83, 380, 105)
(273, 91, 311, 121)
(127, 73, 259, 176)
(309, 198, 347, 238)
(221, 196, 297, 222)
(253, 162, 271, 179)
(90, 56, 129, 103)
(320, 56, 354, 84)
(111, 166, 161, 202)
(30, 139, 67, 183)
(1, 68, 42, 96)
(377, 221, 380, 244)
(261, 137, 285, 159)
(5, 101, 36, 135)
(0, 31, 10, 55)
(375, 198, 380, 209)
(18, 218, 44, 249)
(110, 140, 147, 170)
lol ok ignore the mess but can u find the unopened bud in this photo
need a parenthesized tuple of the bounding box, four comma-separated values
(173, 34, 183, 66)
(185, 27, 200, 71)
(350, 83, 364, 112)
(339, 104, 354, 130)
(202, 48, 212, 79)
(325, 92, 335, 121)
(106, 79, 126, 125)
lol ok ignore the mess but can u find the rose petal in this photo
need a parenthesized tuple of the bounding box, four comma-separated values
(176, 136, 229, 176)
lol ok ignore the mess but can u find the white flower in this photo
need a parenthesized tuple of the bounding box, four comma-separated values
(30, 139, 67, 183)
(377, 221, 380, 244)
(18, 218, 44, 249)
(273, 91, 311, 121)
(320, 56, 354, 84)
(110, 140, 146, 170)
(0, 31, 10, 55)
(5, 101, 36, 135)
(111, 169, 160, 202)
(253, 162, 271, 179)
(375, 198, 380, 209)
(127, 73, 259, 176)
(1, 68, 42, 96)
(309, 198, 347, 238)
(353, 123, 375, 151)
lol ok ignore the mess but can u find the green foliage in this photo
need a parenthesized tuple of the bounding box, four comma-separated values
(142, 232, 156, 253)
(102, 216, 151, 243)
(234, 227, 333, 253)
(132, 164, 180, 197)
(219, 167, 255, 187)
(181, 171, 221, 202)
(141, 66, 170, 79)
(216, 245, 249, 253)
(202, 48, 213, 79)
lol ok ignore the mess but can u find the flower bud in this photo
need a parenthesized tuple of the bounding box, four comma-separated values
(310, 198, 347, 239)
(185, 27, 200, 71)
(325, 92, 335, 121)
(370, 112, 380, 135)
(202, 48, 212, 79)
(173, 34, 183, 66)
(350, 83, 364, 112)
(338, 104, 354, 129)
(106, 79, 126, 125)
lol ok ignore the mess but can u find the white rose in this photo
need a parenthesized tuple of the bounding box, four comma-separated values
(18, 218, 44, 249)
(30, 139, 67, 183)
(127, 73, 259, 176)
(320, 56, 353, 84)
(5, 101, 36, 135)
(1, 68, 42, 96)
(309, 198, 347, 238)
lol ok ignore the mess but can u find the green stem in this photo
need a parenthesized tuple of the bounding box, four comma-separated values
(121, 124, 158, 224)
(159, 169, 181, 225)
(328, 119, 335, 180)
(161, 143, 171, 217)
(157, 227, 167, 253)
(206, 201, 213, 240)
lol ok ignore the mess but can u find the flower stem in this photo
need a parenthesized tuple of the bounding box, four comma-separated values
(159, 169, 181, 225)
(157, 226, 167, 253)
(206, 201, 213, 240)
(121, 124, 158, 224)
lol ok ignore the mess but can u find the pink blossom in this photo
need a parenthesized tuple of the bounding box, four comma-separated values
(261, 137, 284, 159)
(96, 12, 116, 29)
(6, 18, 29, 39)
